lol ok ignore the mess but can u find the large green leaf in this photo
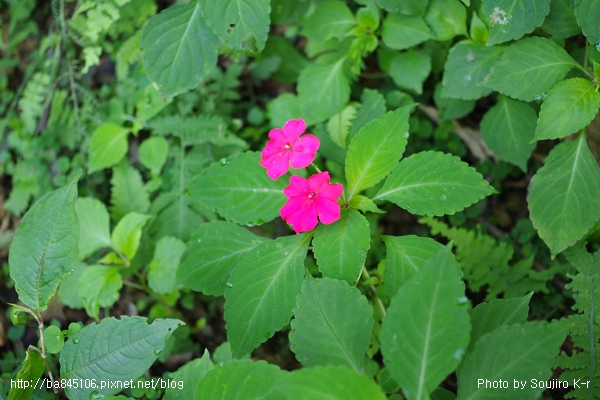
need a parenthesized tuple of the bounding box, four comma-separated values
(60, 317, 182, 399)
(574, 0, 600, 44)
(381, 247, 470, 400)
(272, 365, 387, 400)
(110, 161, 150, 222)
(457, 322, 567, 400)
(442, 41, 504, 100)
(381, 235, 449, 298)
(534, 78, 600, 141)
(469, 293, 532, 352)
(75, 197, 111, 260)
(79, 265, 122, 320)
(542, 0, 580, 38)
(297, 59, 351, 125)
(177, 221, 267, 296)
(375, 151, 495, 216)
(111, 212, 151, 260)
(349, 88, 387, 139)
(189, 152, 286, 226)
(302, 1, 355, 42)
(138, 136, 168, 175)
(198, 360, 285, 398)
(424, 0, 467, 41)
(164, 349, 213, 400)
(88, 123, 129, 173)
(312, 209, 371, 284)
(9, 174, 79, 313)
(345, 107, 410, 200)
(290, 277, 374, 371)
(482, 0, 551, 45)
(8, 349, 44, 400)
(528, 134, 600, 255)
(483, 37, 577, 102)
(389, 49, 431, 94)
(381, 13, 431, 50)
(224, 233, 311, 358)
(148, 236, 187, 295)
(141, 0, 219, 98)
(480, 95, 537, 172)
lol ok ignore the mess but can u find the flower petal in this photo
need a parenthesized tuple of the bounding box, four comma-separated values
(261, 153, 291, 180)
(283, 175, 311, 197)
(307, 172, 332, 192)
(283, 119, 306, 142)
(282, 198, 318, 234)
(280, 196, 307, 220)
(267, 128, 288, 145)
(315, 197, 341, 225)
(293, 134, 320, 153)
(319, 182, 344, 201)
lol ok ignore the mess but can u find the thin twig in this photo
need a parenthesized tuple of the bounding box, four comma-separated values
(361, 265, 386, 318)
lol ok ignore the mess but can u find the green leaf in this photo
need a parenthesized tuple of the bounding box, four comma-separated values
(58, 262, 86, 309)
(381, 247, 470, 400)
(268, 92, 302, 129)
(534, 78, 600, 141)
(198, 360, 285, 398)
(381, 235, 449, 298)
(389, 49, 431, 94)
(469, 293, 532, 352)
(350, 88, 387, 139)
(290, 277, 374, 371)
(483, 36, 577, 102)
(434, 84, 475, 120)
(148, 237, 187, 295)
(111, 212, 151, 260)
(8, 349, 44, 400)
(200, 0, 270, 52)
(574, 0, 600, 44)
(542, 0, 580, 38)
(302, 1, 355, 42)
(297, 59, 351, 125)
(312, 209, 371, 284)
(224, 233, 311, 358)
(8, 174, 79, 313)
(480, 95, 537, 172)
(189, 152, 286, 226)
(375, 151, 495, 216)
(272, 365, 387, 400)
(346, 107, 411, 199)
(141, 0, 218, 98)
(43, 325, 65, 354)
(348, 194, 385, 213)
(164, 349, 213, 400)
(482, 0, 551, 45)
(327, 104, 357, 149)
(138, 136, 168, 175)
(60, 317, 182, 399)
(528, 134, 600, 255)
(75, 197, 111, 260)
(178, 221, 267, 296)
(424, 0, 467, 41)
(381, 13, 431, 50)
(457, 322, 567, 400)
(110, 161, 150, 222)
(79, 265, 122, 320)
(88, 123, 130, 173)
(442, 41, 504, 100)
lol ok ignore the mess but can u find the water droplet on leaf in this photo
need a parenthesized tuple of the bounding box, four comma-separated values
(226, 282, 233, 288)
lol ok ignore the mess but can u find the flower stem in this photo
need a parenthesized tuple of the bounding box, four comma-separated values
(361, 265, 387, 318)
(310, 163, 322, 173)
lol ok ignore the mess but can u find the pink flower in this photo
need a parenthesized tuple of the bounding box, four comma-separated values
(260, 119, 320, 180)
(280, 172, 344, 234)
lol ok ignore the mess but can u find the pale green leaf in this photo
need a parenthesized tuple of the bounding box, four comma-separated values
(382, 13, 431, 50)
(483, 36, 577, 102)
(457, 322, 567, 400)
(177, 221, 267, 296)
(390, 49, 431, 94)
(75, 197, 111, 260)
(349, 88, 387, 139)
(482, 0, 551, 45)
(148, 237, 187, 295)
(60, 317, 182, 399)
(381, 235, 449, 298)
(534, 78, 600, 141)
(200, 0, 270, 52)
(224, 233, 311, 358)
(189, 152, 287, 226)
(297, 59, 351, 125)
(312, 209, 371, 284)
(88, 123, 130, 173)
(198, 360, 285, 398)
(346, 107, 411, 199)
(268, 92, 302, 129)
(164, 349, 213, 400)
(302, 1, 355, 42)
(528, 134, 600, 255)
(135, 84, 172, 124)
(348, 194, 385, 213)
(43, 325, 65, 354)
(574, 0, 600, 45)
(327, 104, 356, 149)
(290, 277, 374, 371)
(442, 41, 504, 100)
(375, 151, 495, 216)
(110, 161, 150, 222)
(8, 174, 79, 313)
(480, 95, 536, 172)
(58, 262, 86, 309)
(111, 212, 151, 260)
(141, 0, 218, 97)
(542, 0, 580, 38)
(79, 265, 123, 320)
(381, 247, 470, 400)
(139, 136, 168, 175)
(424, 0, 467, 41)
(8, 349, 44, 400)
(272, 365, 387, 400)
